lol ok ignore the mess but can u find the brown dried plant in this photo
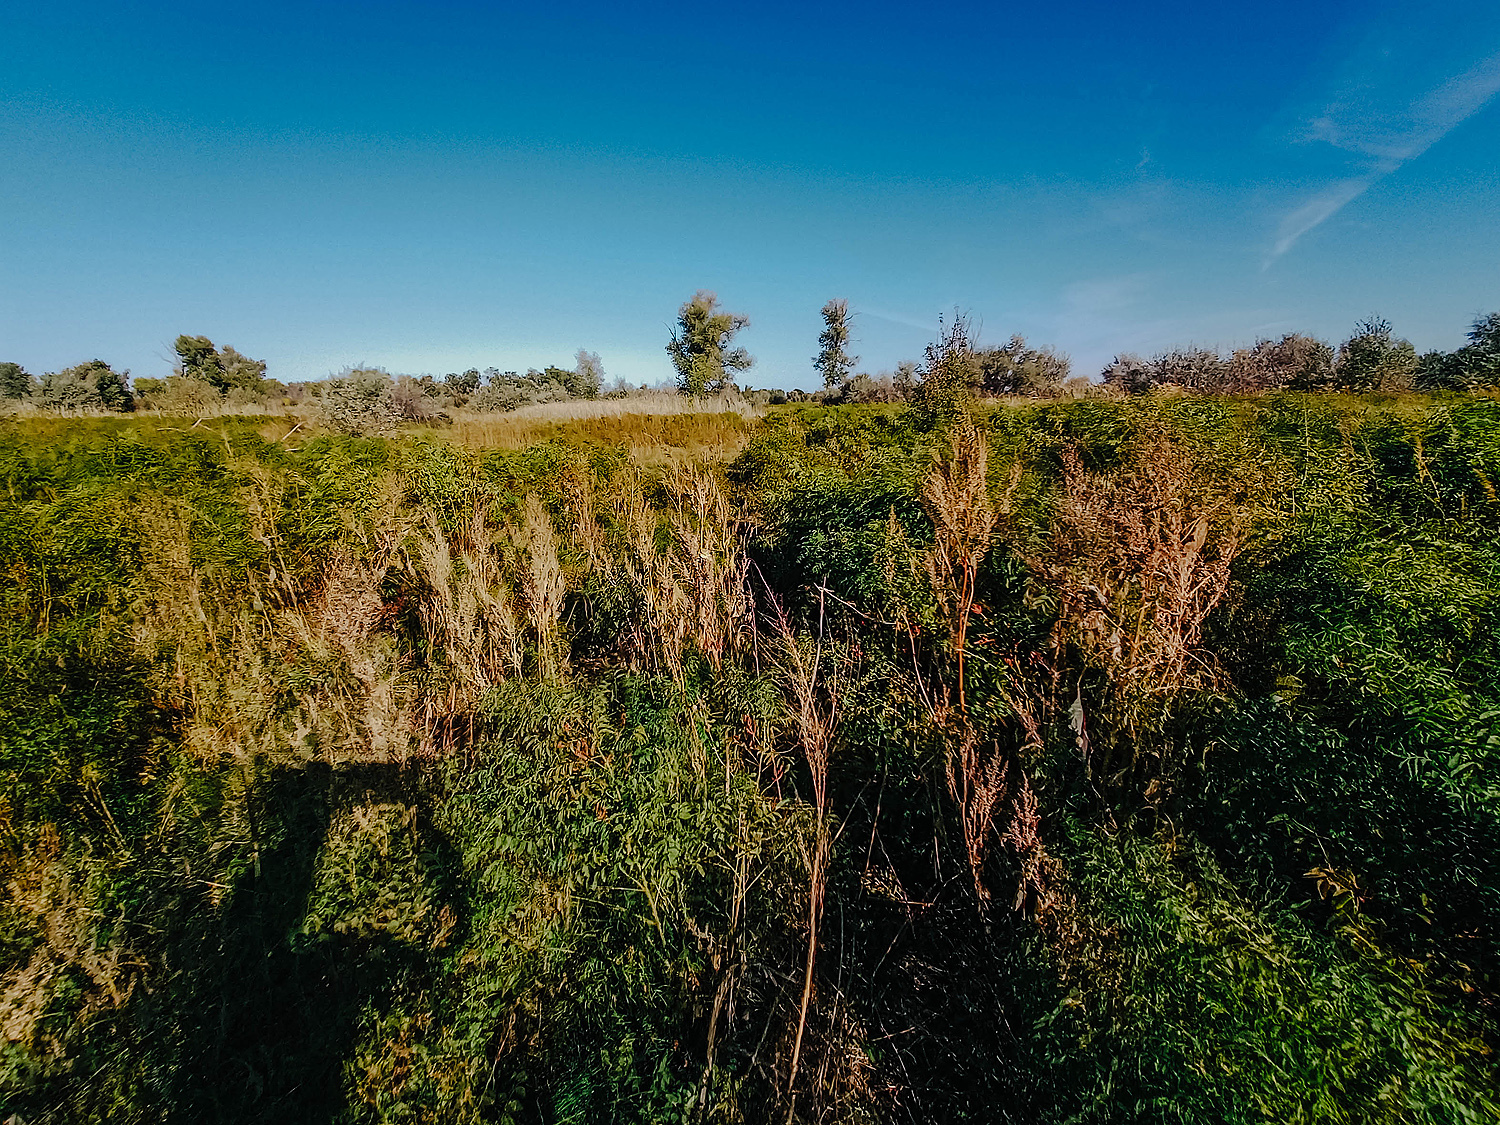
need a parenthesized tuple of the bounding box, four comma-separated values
(408, 504, 526, 752)
(944, 724, 1010, 905)
(514, 493, 566, 680)
(258, 474, 417, 763)
(662, 464, 751, 673)
(995, 773, 1064, 917)
(582, 466, 750, 682)
(921, 416, 1038, 906)
(126, 473, 416, 767)
(921, 415, 1002, 713)
(558, 456, 605, 568)
(766, 589, 840, 1119)
(1021, 431, 1242, 782)
(0, 827, 144, 1051)
(318, 549, 412, 761)
(606, 471, 691, 679)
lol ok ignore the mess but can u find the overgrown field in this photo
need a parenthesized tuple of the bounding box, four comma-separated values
(2, 395, 1499, 1123)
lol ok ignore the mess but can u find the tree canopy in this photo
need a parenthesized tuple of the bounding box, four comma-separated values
(813, 299, 857, 390)
(1334, 316, 1418, 392)
(573, 349, 604, 399)
(976, 334, 1070, 396)
(173, 334, 270, 395)
(38, 360, 134, 412)
(667, 290, 753, 395)
(0, 361, 33, 400)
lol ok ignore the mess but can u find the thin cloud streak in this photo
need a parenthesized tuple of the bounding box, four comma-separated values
(1272, 175, 1382, 259)
(861, 306, 940, 335)
(1269, 49, 1500, 262)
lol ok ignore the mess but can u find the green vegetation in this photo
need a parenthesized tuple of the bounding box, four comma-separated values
(814, 300, 857, 391)
(33, 361, 136, 414)
(7, 302, 1497, 421)
(667, 291, 754, 397)
(2, 383, 1498, 1124)
(0, 364, 34, 401)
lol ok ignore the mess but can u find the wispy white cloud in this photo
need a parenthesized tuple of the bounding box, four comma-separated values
(1269, 48, 1500, 262)
(1271, 175, 1377, 259)
(860, 306, 940, 335)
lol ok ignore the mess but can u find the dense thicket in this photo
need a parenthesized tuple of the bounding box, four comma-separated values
(2, 393, 1498, 1123)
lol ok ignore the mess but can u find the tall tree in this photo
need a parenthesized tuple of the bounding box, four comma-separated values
(1100, 353, 1153, 395)
(174, 335, 221, 384)
(217, 346, 269, 393)
(1334, 316, 1417, 392)
(1420, 312, 1500, 391)
(906, 311, 980, 421)
(1149, 346, 1226, 393)
(444, 369, 482, 396)
(0, 361, 33, 399)
(40, 360, 134, 412)
(893, 360, 919, 399)
(813, 299, 857, 390)
(666, 290, 753, 396)
(174, 335, 268, 395)
(923, 310, 978, 388)
(1226, 334, 1334, 392)
(1461, 311, 1500, 388)
(572, 349, 604, 399)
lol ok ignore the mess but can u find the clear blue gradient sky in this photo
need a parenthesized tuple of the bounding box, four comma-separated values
(3, 1, 1498, 388)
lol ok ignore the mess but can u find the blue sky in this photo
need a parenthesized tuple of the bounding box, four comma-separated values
(2, 0, 1498, 389)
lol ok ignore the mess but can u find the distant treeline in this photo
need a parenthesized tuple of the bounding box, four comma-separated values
(664, 292, 1500, 405)
(4, 299, 1497, 419)
(805, 307, 1500, 405)
(0, 337, 620, 421)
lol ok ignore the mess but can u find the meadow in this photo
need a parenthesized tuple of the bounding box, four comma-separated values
(2, 391, 1499, 1124)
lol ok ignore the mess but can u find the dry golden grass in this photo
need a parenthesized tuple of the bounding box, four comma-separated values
(434, 395, 765, 462)
(1026, 435, 1242, 717)
(1, 827, 144, 1052)
(563, 465, 750, 682)
(7, 392, 763, 463)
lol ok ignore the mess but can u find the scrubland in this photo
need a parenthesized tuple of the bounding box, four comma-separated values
(2, 392, 1499, 1124)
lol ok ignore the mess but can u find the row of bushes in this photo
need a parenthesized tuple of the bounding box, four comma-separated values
(10, 310, 1500, 421)
(766, 310, 1500, 406)
(0, 339, 617, 419)
(892, 311, 1500, 407)
(1100, 313, 1500, 395)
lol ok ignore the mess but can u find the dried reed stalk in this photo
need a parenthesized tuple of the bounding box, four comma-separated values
(413, 505, 525, 684)
(766, 589, 840, 1120)
(921, 416, 999, 714)
(612, 472, 691, 679)
(313, 493, 412, 761)
(663, 465, 751, 673)
(943, 723, 1008, 904)
(515, 493, 565, 679)
(584, 466, 750, 682)
(407, 500, 534, 753)
(921, 416, 1030, 904)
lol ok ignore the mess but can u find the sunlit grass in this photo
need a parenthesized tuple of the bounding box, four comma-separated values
(430, 394, 765, 461)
